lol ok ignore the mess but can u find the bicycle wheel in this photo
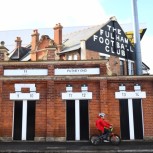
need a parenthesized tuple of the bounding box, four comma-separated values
(110, 134, 121, 145)
(90, 135, 101, 145)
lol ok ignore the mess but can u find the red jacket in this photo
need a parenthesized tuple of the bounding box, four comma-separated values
(96, 116, 111, 132)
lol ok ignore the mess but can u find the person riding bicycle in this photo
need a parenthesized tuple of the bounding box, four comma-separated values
(96, 113, 112, 139)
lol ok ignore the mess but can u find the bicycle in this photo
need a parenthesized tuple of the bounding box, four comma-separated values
(90, 127, 121, 145)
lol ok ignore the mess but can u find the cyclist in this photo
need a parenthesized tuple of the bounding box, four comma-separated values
(96, 113, 112, 139)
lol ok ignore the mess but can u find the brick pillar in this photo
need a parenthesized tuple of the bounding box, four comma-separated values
(0, 41, 9, 61)
(0, 81, 2, 137)
(100, 63, 107, 76)
(99, 80, 108, 114)
(46, 65, 55, 141)
(47, 48, 56, 61)
(31, 29, 39, 61)
(48, 65, 54, 76)
(46, 80, 55, 141)
(53, 23, 63, 52)
(15, 37, 22, 48)
(0, 66, 3, 76)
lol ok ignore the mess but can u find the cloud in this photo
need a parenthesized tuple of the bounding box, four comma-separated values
(1, 0, 152, 75)
(0, 0, 108, 30)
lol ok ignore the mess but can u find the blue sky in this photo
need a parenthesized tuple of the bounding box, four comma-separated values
(100, 0, 153, 35)
(99, 0, 153, 74)
(0, 0, 152, 74)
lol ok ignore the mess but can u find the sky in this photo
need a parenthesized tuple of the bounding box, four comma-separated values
(0, 0, 152, 74)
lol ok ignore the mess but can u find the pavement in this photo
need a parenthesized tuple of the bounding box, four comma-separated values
(0, 140, 153, 153)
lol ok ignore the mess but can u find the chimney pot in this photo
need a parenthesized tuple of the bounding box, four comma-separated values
(15, 37, 22, 48)
(53, 23, 63, 50)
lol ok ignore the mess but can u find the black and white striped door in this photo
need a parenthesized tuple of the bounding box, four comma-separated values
(119, 99, 143, 140)
(13, 100, 36, 140)
(66, 100, 89, 140)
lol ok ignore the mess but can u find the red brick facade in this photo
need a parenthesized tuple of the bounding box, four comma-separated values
(0, 18, 151, 141)
(0, 61, 152, 141)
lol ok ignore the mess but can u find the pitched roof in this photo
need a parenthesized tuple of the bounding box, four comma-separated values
(9, 47, 30, 60)
(61, 20, 147, 53)
(62, 24, 103, 52)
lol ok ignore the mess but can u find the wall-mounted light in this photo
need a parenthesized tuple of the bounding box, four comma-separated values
(134, 84, 141, 91)
(119, 84, 126, 91)
(81, 84, 88, 92)
(66, 84, 73, 92)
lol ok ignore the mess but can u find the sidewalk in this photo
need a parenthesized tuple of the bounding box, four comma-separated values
(0, 141, 153, 153)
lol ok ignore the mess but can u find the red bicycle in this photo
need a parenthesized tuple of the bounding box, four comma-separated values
(90, 127, 121, 145)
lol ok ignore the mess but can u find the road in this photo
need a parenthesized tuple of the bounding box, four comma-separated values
(0, 141, 153, 152)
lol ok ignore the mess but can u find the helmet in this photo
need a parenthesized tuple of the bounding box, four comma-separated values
(99, 113, 105, 117)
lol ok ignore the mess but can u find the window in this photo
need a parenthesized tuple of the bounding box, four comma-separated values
(66, 55, 72, 60)
(120, 60, 124, 75)
(128, 61, 134, 75)
(73, 54, 77, 60)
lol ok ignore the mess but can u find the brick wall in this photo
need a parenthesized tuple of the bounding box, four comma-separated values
(141, 81, 153, 138)
(86, 49, 99, 60)
(0, 61, 153, 141)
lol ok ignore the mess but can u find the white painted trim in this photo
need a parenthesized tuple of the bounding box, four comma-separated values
(55, 68, 100, 75)
(75, 100, 80, 140)
(62, 92, 92, 100)
(80, 40, 86, 60)
(119, 57, 126, 61)
(115, 91, 146, 99)
(15, 84, 36, 92)
(127, 59, 135, 63)
(128, 99, 134, 140)
(10, 93, 39, 100)
(22, 100, 27, 140)
(99, 53, 110, 57)
(10, 84, 40, 101)
(4, 69, 48, 76)
(10, 83, 39, 140)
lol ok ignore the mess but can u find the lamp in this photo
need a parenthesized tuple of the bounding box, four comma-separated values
(134, 84, 141, 91)
(119, 84, 126, 91)
(66, 84, 73, 92)
(81, 84, 88, 92)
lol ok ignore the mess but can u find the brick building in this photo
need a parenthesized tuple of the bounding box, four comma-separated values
(0, 17, 152, 141)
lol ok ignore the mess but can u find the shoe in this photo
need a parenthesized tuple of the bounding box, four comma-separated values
(102, 134, 107, 139)
(104, 140, 109, 142)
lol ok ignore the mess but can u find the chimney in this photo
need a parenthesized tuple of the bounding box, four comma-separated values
(31, 29, 39, 51)
(15, 37, 22, 48)
(53, 23, 63, 51)
(31, 29, 39, 61)
(0, 41, 9, 61)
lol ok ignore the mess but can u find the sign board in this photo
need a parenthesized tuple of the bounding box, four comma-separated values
(115, 91, 146, 99)
(10, 92, 40, 100)
(4, 69, 48, 76)
(62, 92, 92, 100)
(86, 20, 135, 61)
(55, 68, 100, 75)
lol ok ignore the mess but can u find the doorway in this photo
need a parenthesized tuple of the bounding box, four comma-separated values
(119, 99, 143, 140)
(13, 101, 36, 140)
(66, 100, 89, 140)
